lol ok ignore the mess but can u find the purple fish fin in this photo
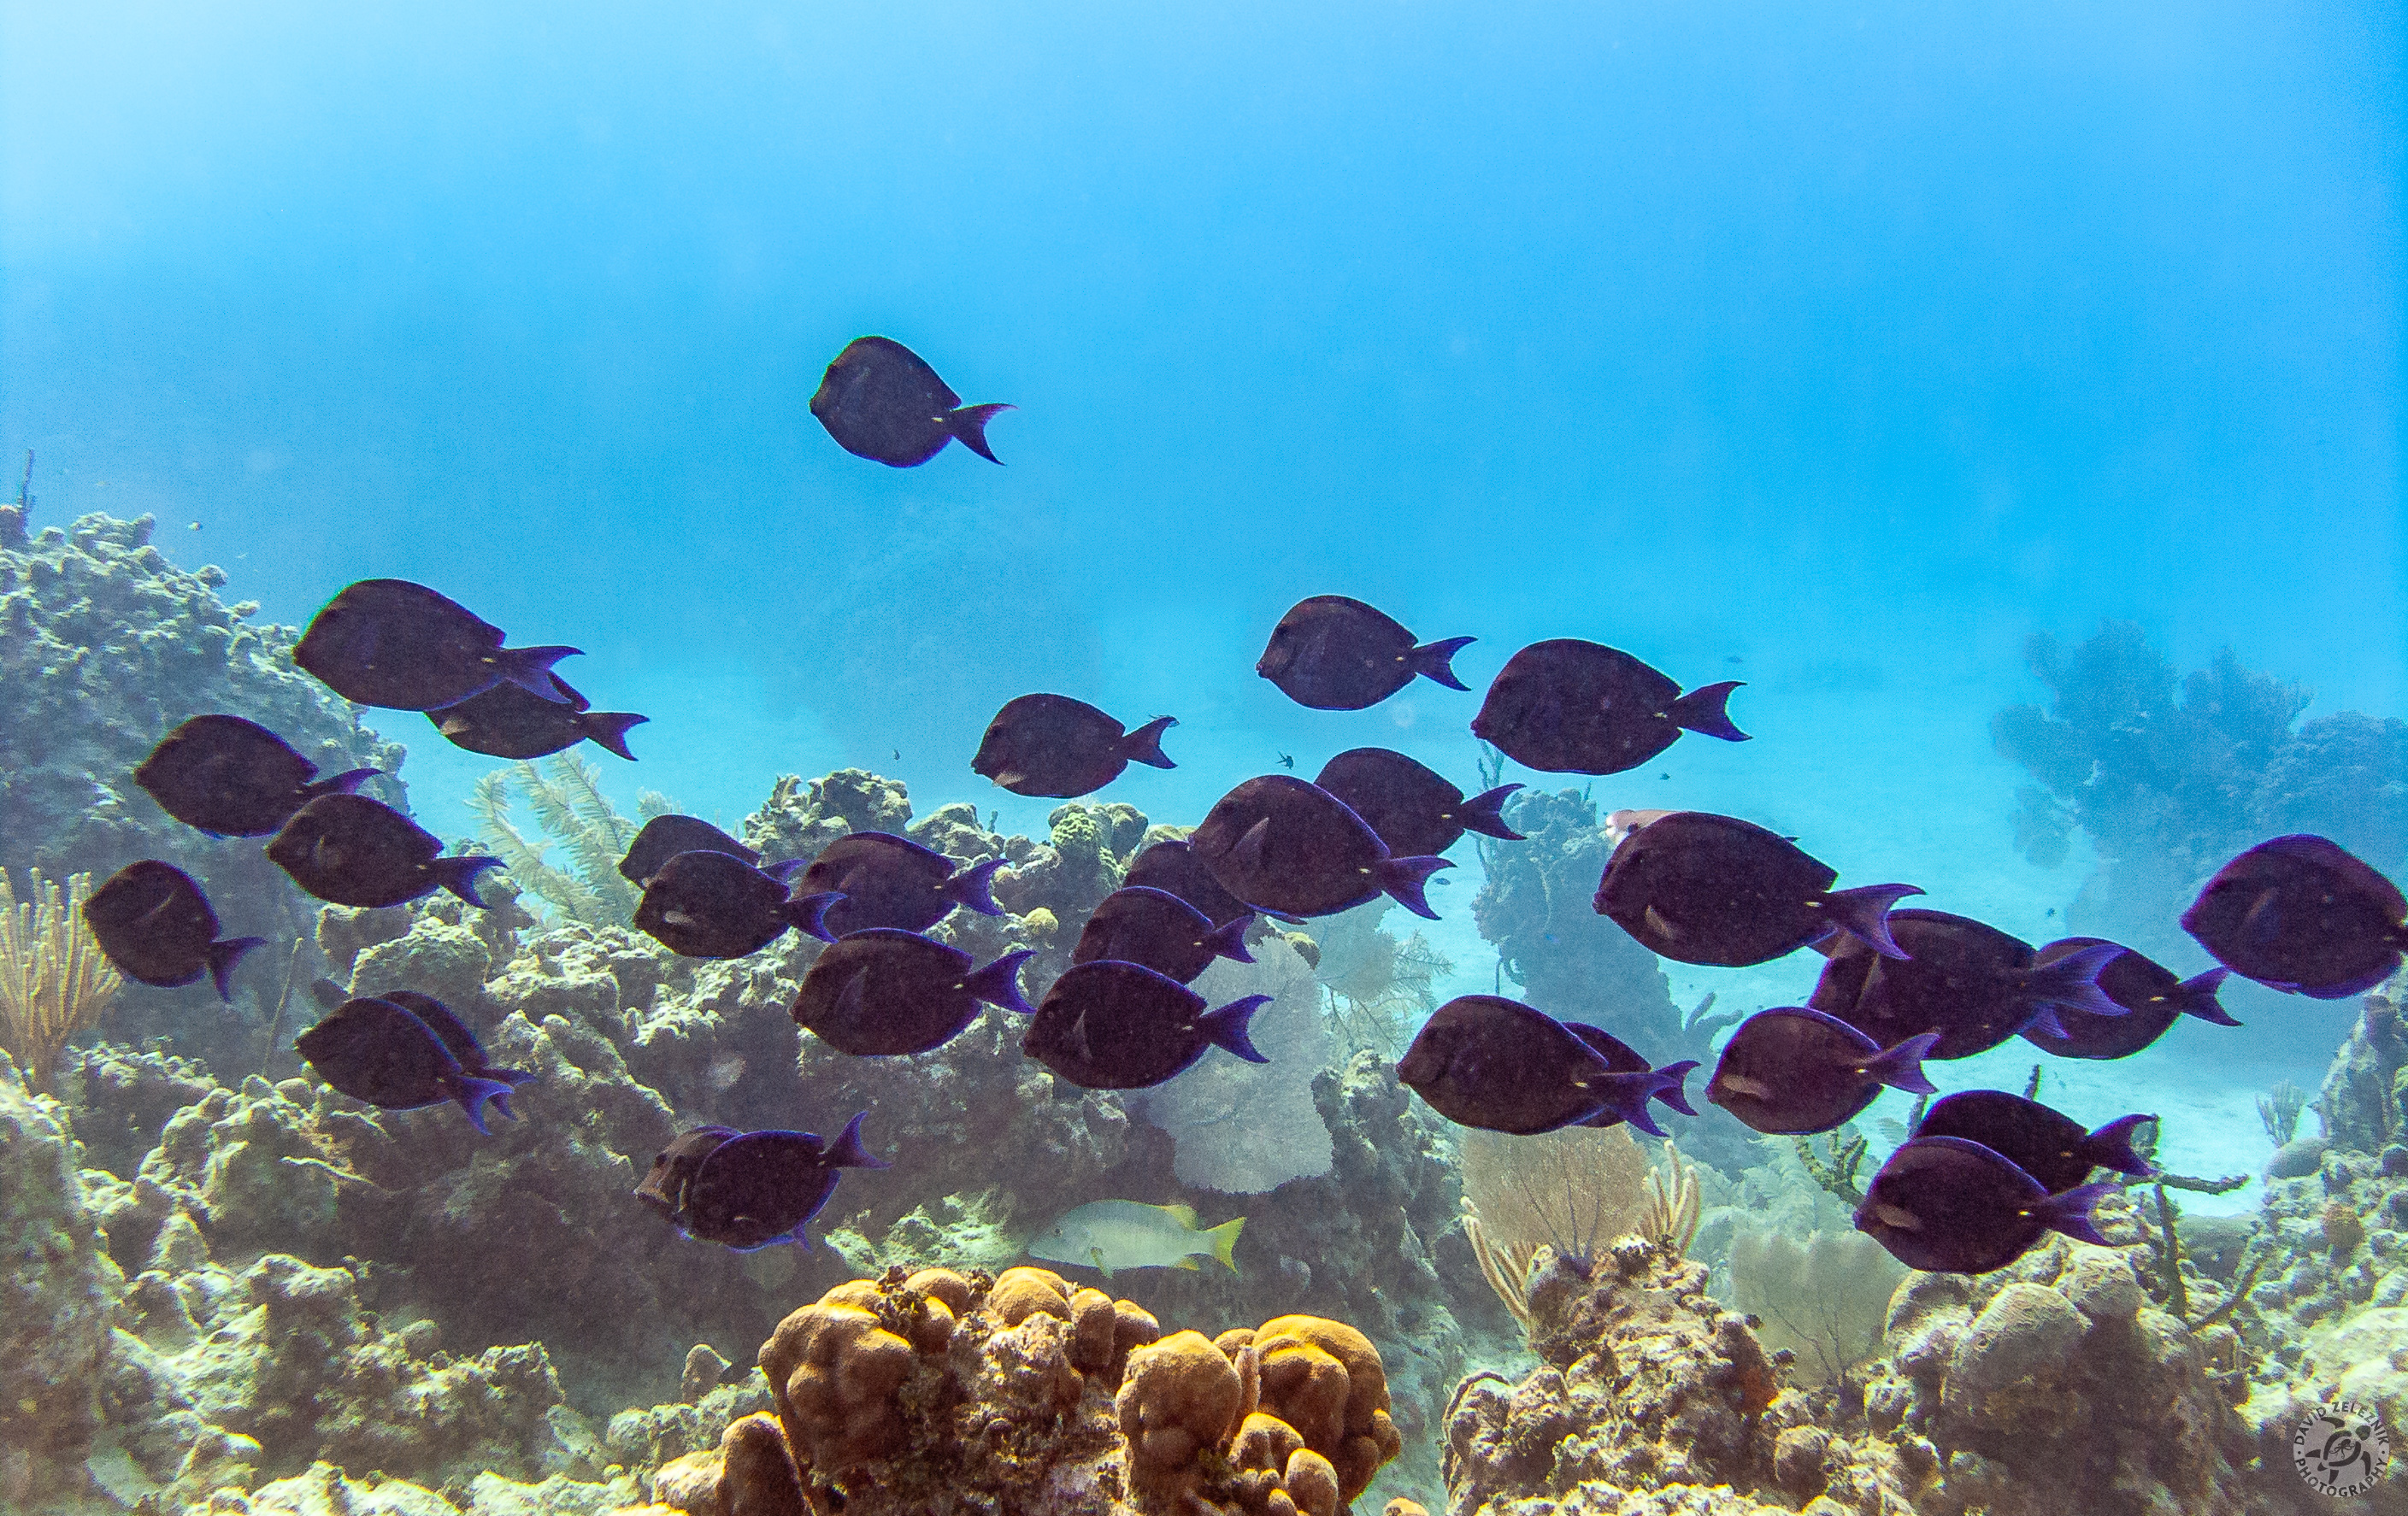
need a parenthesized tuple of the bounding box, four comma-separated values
(1202, 914, 1254, 965)
(502, 645, 582, 704)
(1652, 1060, 1700, 1117)
(1200, 995, 1273, 1064)
(1410, 635, 1476, 692)
(945, 403, 1015, 464)
(1120, 715, 1178, 770)
(434, 855, 505, 909)
(2035, 1181, 2117, 1248)
(582, 713, 648, 761)
(490, 1066, 539, 1088)
(1587, 1072, 1673, 1138)
(962, 949, 1036, 1015)
(2081, 1113, 2158, 1178)
(762, 858, 812, 884)
(1825, 884, 1924, 959)
(452, 1075, 517, 1137)
(1866, 1031, 1940, 1096)
(784, 891, 844, 943)
(827, 1110, 889, 1170)
(1377, 855, 1454, 920)
(305, 767, 380, 801)
(2027, 940, 2127, 1018)
(206, 936, 269, 1002)
(2022, 1004, 2069, 1042)
(2175, 967, 2240, 1026)
(1667, 680, 1747, 742)
(944, 857, 1008, 916)
(1458, 784, 1525, 842)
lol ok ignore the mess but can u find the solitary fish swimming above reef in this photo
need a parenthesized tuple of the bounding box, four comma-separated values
(267, 794, 503, 909)
(810, 336, 1012, 467)
(134, 714, 379, 837)
(636, 1113, 888, 1251)
(1471, 639, 1747, 775)
(972, 694, 1177, 799)
(618, 815, 761, 889)
(2017, 937, 2236, 1060)
(1704, 1007, 1937, 1136)
(294, 996, 521, 1134)
(1023, 960, 1270, 1090)
(1911, 1090, 2154, 1195)
(1190, 774, 1452, 920)
(2181, 834, 2408, 999)
(1123, 838, 1255, 927)
(294, 579, 579, 711)
(792, 930, 1034, 1056)
(793, 832, 1006, 937)
(82, 861, 264, 1001)
(1854, 1135, 2115, 1275)
(1070, 886, 1253, 984)
(1809, 909, 2123, 1061)
(1256, 595, 1474, 711)
(427, 678, 646, 762)
(1397, 994, 1684, 1137)
(634, 850, 839, 959)
(1592, 810, 1921, 967)
(1028, 1200, 1245, 1278)
(1312, 748, 1522, 859)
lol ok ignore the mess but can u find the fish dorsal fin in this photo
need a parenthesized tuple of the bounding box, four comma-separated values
(1158, 1202, 1198, 1228)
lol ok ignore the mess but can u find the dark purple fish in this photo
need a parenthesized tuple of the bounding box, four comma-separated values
(634, 850, 839, 959)
(1855, 1135, 2115, 1274)
(1124, 838, 1254, 927)
(2181, 834, 2408, 999)
(379, 990, 537, 1122)
(639, 1113, 889, 1251)
(1256, 596, 1474, 711)
(81, 861, 264, 1001)
(267, 794, 503, 910)
(1809, 908, 2124, 1061)
(294, 996, 520, 1134)
(793, 832, 1005, 937)
(428, 678, 646, 761)
(133, 714, 379, 837)
(1313, 748, 1522, 859)
(1471, 639, 1747, 775)
(810, 337, 1011, 467)
(1911, 1090, 2154, 1195)
(1070, 886, 1253, 984)
(792, 931, 1034, 1056)
(1022, 960, 1270, 1090)
(295, 579, 578, 711)
(1559, 1021, 1699, 1129)
(1396, 995, 1685, 1137)
(1704, 1008, 1938, 1135)
(619, 815, 760, 889)
(1592, 810, 1921, 967)
(1190, 774, 1451, 920)
(972, 694, 1176, 799)
(2019, 937, 2237, 1060)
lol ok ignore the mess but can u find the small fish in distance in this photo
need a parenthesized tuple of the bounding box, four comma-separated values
(1911, 1090, 2154, 1195)
(134, 714, 379, 837)
(1704, 1008, 1938, 1136)
(294, 996, 520, 1134)
(428, 677, 646, 762)
(267, 794, 503, 909)
(1070, 886, 1254, 984)
(1123, 838, 1254, 926)
(1471, 639, 1747, 775)
(294, 579, 578, 711)
(1396, 995, 1684, 1137)
(810, 336, 1011, 467)
(1592, 810, 1921, 967)
(1190, 774, 1452, 920)
(793, 832, 1006, 937)
(1022, 960, 1271, 1090)
(792, 930, 1035, 1056)
(618, 815, 761, 889)
(635, 850, 840, 959)
(1313, 748, 1522, 859)
(972, 694, 1176, 799)
(81, 861, 265, 1001)
(1809, 908, 2124, 1061)
(1256, 596, 1474, 711)
(377, 990, 537, 1121)
(1027, 1200, 1245, 1278)
(1854, 1135, 2116, 1275)
(2019, 937, 2236, 1060)
(1558, 1021, 1699, 1130)
(2181, 834, 2408, 999)
(636, 1113, 888, 1252)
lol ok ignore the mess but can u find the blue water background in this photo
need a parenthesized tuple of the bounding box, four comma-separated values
(5, 3, 2401, 1184)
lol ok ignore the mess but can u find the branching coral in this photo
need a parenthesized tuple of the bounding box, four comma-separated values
(1458, 1122, 1648, 1273)
(0, 869, 121, 1093)
(1727, 1227, 1903, 1385)
(1638, 1139, 1701, 1257)
(467, 755, 671, 925)
(1308, 902, 1451, 1061)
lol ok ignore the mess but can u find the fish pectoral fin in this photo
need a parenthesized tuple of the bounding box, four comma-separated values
(1643, 906, 1680, 940)
(1872, 1203, 1921, 1231)
(1089, 1247, 1113, 1280)
(1232, 816, 1272, 872)
(1716, 1073, 1772, 1100)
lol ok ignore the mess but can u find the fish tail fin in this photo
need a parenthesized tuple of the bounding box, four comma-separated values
(945, 856, 1008, 916)
(1652, 1059, 1701, 1117)
(2175, 967, 2241, 1025)
(452, 1076, 517, 1137)
(1824, 884, 1923, 959)
(306, 767, 380, 802)
(1204, 1215, 1245, 1273)
(582, 713, 648, 761)
(945, 403, 1015, 464)
(1410, 635, 1476, 691)
(2081, 1113, 2158, 1178)
(783, 890, 844, 943)
(1201, 994, 1273, 1064)
(502, 645, 582, 703)
(963, 949, 1036, 1014)
(827, 1110, 889, 1170)
(1458, 783, 1525, 841)
(2028, 940, 2127, 1018)
(434, 855, 504, 909)
(2037, 1181, 2117, 1249)
(1120, 714, 1178, 770)
(1202, 914, 1254, 965)
(1867, 1031, 1941, 1095)
(206, 936, 268, 1002)
(1587, 1072, 1674, 1137)
(1377, 855, 1454, 920)
(1667, 680, 1748, 742)
(762, 859, 811, 884)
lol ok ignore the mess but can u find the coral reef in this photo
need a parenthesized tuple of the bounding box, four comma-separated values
(0, 867, 123, 1091)
(466, 756, 672, 925)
